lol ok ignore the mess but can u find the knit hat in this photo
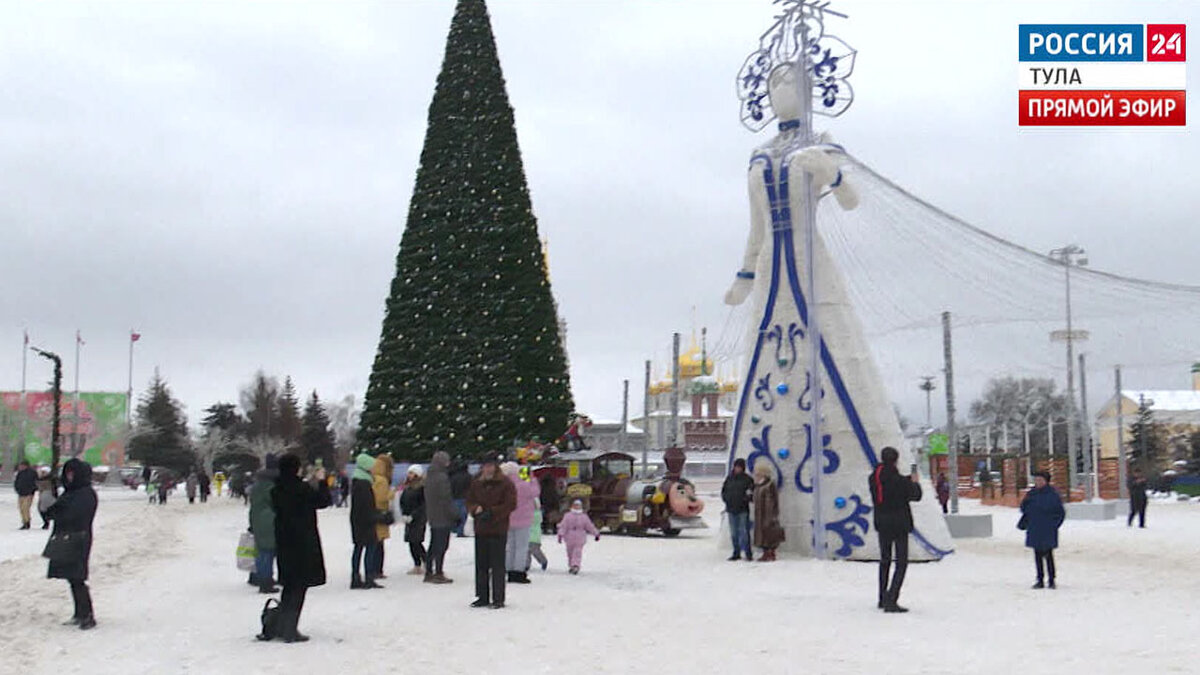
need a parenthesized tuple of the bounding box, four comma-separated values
(354, 453, 375, 481)
(500, 461, 519, 476)
(407, 464, 425, 478)
(264, 453, 279, 470)
(753, 461, 773, 479)
(571, 498, 584, 508)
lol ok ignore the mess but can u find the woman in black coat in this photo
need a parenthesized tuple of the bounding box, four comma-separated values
(266, 454, 331, 643)
(399, 466, 428, 574)
(44, 458, 98, 630)
(349, 453, 379, 589)
(1020, 471, 1065, 589)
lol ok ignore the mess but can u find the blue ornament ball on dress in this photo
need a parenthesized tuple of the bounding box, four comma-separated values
(777, 447, 790, 460)
(751, 415, 761, 424)
(834, 496, 847, 509)
(776, 382, 789, 395)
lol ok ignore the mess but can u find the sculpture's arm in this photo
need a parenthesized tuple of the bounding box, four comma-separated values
(724, 166, 771, 306)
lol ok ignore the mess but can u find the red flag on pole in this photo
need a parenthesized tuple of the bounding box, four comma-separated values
(131, 331, 141, 342)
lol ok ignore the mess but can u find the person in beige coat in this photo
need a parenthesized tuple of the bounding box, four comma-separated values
(752, 462, 784, 562)
(368, 454, 395, 579)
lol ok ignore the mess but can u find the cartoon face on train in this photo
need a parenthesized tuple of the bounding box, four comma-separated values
(666, 479, 704, 517)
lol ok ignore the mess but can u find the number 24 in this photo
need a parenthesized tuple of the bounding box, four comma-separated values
(1151, 32, 1182, 55)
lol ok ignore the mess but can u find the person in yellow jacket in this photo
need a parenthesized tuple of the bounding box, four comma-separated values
(368, 454, 395, 579)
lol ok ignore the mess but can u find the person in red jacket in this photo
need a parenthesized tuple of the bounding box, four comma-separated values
(868, 447, 922, 613)
(936, 472, 951, 514)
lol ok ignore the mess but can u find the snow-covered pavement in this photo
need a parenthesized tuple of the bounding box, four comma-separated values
(1, 486, 1196, 674)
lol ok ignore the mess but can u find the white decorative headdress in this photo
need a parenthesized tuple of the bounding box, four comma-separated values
(737, 0, 857, 131)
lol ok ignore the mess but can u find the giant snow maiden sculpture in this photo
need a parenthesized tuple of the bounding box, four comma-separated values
(724, 1, 953, 560)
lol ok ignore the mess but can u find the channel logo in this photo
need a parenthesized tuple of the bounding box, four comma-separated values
(1018, 24, 1186, 126)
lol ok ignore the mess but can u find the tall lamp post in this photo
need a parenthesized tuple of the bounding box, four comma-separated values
(919, 376, 936, 429)
(1049, 244, 1088, 496)
(1022, 400, 1043, 486)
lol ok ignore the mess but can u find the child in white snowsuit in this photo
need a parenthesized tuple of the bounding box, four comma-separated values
(556, 499, 599, 575)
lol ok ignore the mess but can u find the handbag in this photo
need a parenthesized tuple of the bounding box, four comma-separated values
(42, 531, 87, 562)
(237, 531, 257, 571)
(1017, 513, 1029, 531)
(256, 598, 281, 642)
(377, 510, 396, 526)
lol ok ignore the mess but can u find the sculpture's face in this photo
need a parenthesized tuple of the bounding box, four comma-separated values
(767, 63, 805, 121)
(667, 480, 705, 517)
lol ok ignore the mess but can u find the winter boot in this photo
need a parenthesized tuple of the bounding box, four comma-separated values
(350, 575, 365, 590)
(432, 573, 453, 584)
(363, 578, 383, 590)
(727, 553, 741, 561)
(513, 572, 531, 584)
(78, 615, 97, 630)
(470, 598, 490, 608)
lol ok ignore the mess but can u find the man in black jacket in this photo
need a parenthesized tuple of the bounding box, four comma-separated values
(1127, 469, 1149, 528)
(868, 446, 922, 613)
(721, 458, 755, 561)
(13, 460, 37, 530)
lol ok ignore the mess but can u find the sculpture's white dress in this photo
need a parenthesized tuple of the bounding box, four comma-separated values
(726, 134, 954, 560)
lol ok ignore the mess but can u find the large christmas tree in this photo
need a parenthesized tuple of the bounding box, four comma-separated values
(359, 0, 573, 461)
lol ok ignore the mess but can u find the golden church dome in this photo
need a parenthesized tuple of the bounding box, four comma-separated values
(678, 344, 713, 379)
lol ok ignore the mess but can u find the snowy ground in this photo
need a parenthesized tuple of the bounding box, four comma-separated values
(1, 483, 1197, 675)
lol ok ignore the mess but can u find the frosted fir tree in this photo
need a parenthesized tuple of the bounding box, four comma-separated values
(359, 0, 573, 461)
(128, 371, 195, 475)
(300, 391, 337, 468)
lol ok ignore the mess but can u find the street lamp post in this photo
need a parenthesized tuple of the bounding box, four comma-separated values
(919, 376, 936, 429)
(1022, 401, 1043, 486)
(1049, 244, 1088, 497)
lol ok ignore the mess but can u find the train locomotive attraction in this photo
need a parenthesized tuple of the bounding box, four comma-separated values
(532, 447, 706, 537)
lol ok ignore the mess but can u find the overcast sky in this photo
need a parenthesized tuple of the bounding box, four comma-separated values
(2, 0, 1197, 431)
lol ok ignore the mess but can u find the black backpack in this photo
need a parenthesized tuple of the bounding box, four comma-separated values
(256, 598, 281, 641)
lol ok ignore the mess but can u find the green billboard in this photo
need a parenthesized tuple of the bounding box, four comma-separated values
(1, 391, 128, 466)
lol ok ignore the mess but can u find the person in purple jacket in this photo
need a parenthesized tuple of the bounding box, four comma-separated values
(500, 462, 540, 584)
(557, 499, 600, 575)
